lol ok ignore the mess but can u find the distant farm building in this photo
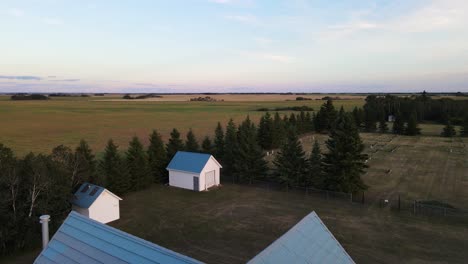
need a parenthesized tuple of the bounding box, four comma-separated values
(248, 211, 355, 264)
(71, 183, 122, 224)
(167, 151, 222, 191)
(388, 115, 396, 122)
(34, 211, 202, 264)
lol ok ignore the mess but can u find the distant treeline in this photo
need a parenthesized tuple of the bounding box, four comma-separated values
(49, 93, 90, 97)
(10, 94, 49, 100)
(257, 106, 314, 112)
(123, 94, 163, 99)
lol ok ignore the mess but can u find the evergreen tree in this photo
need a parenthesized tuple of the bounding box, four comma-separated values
(363, 95, 379, 132)
(322, 113, 368, 193)
(258, 112, 273, 150)
(223, 119, 238, 177)
(273, 128, 308, 189)
(234, 116, 267, 183)
(304, 112, 314, 132)
(148, 130, 168, 183)
(393, 113, 405, 134)
(441, 121, 456, 137)
(99, 139, 130, 195)
(352, 107, 364, 129)
(378, 115, 389, 133)
(461, 115, 468, 137)
(214, 122, 225, 160)
(75, 139, 97, 184)
(405, 112, 421, 136)
(126, 136, 151, 190)
(307, 140, 323, 188)
(272, 112, 286, 148)
(315, 99, 337, 132)
(166, 128, 184, 160)
(185, 129, 200, 152)
(201, 136, 215, 154)
(288, 113, 297, 129)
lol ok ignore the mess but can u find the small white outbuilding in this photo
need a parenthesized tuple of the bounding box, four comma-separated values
(167, 151, 222, 191)
(71, 182, 122, 224)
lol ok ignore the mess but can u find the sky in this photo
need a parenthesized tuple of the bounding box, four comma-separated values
(1, 0, 468, 93)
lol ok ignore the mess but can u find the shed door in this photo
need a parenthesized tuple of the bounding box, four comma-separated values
(205, 170, 215, 189)
(193, 176, 199, 191)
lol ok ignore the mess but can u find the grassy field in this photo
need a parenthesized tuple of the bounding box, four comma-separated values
(114, 184, 468, 264)
(0, 95, 364, 155)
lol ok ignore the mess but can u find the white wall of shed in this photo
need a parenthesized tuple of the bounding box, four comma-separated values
(88, 191, 120, 224)
(169, 170, 199, 191)
(200, 157, 221, 191)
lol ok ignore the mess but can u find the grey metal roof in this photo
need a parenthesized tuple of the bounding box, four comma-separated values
(248, 211, 355, 264)
(34, 211, 203, 264)
(166, 151, 221, 174)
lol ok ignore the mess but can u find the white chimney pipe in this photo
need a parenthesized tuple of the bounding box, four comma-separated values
(39, 215, 51, 249)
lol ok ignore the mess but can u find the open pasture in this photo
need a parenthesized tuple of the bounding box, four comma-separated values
(0, 95, 364, 155)
(108, 184, 467, 264)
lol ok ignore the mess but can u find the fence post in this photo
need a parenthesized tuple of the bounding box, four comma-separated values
(350, 193, 353, 203)
(413, 200, 417, 215)
(326, 191, 329, 200)
(362, 192, 365, 204)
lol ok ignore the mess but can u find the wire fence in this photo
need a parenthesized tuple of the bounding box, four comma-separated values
(224, 176, 468, 220)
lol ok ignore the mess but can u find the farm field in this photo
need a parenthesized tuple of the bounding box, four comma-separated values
(0, 94, 364, 155)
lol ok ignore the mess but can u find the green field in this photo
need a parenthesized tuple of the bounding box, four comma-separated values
(0, 95, 364, 155)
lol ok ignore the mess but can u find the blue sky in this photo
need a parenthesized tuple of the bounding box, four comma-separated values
(1, 0, 468, 93)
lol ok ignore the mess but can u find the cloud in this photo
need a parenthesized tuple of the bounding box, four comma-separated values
(210, 0, 231, 3)
(8, 8, 24, 17)
(44, 18, 64, 25)
(50, 79, 80, 82)
(0, 75, 42, 81)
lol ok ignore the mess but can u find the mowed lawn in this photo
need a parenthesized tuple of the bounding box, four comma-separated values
(0, 95, 364, 155)
(109, 184, 468, 264)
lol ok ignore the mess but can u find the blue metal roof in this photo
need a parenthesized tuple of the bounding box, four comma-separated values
(34, 211, 204, 264)
(166, 151, 220, 174)
(71, 183, 107, 208)
(248, 211, 355, 264)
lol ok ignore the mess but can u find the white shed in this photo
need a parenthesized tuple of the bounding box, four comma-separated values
(166, 151, 222, 191)
(71, 182, 122, 224)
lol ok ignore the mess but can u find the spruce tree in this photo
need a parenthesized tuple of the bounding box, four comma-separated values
(185, 129, 200, 152)
(378, 115, 389, 133)
(272, 112, 286, 148)
(75, 139, 97, 184)
(214, 122, 225, 160)
(307, 140, 323, 188)
(126, 136, 151, 190)
(363, 95, 379, 132)
(316, 99, 337, 132)
(234, 116, 267, 183)
(405, 112, 421, 136)
(223, 119, 238, 177)
(393, 113, 404, 134)
(322, 113, 368, 193)
(273, 128, 307, 189)
(201, 136, 215, 154)
(99, 139, 130, 195)
(166, 128, 184, 160)
(304, 112, 314, 132)
(258, 112, 273, 150)
(148, 130, 168, 183)
(441, 121, 456, 137)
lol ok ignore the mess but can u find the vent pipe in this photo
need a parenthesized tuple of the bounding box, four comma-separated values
(39, 215, 51, 249)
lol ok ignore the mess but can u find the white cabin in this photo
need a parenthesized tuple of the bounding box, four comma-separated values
(166, 151, 222, 191)
(71, 183, 122, 224)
